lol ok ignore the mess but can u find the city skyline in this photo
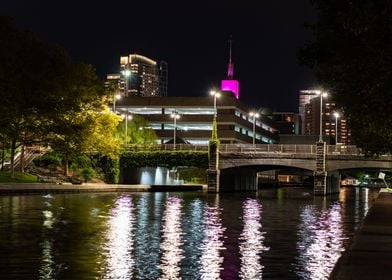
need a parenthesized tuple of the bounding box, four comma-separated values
(3, 0, 317, 111)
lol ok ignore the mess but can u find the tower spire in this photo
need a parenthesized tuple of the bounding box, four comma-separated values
(227, 35, 234, 79)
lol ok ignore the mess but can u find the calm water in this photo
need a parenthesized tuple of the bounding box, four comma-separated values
(0, 187, 378, 280)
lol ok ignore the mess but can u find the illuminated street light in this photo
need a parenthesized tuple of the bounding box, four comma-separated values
(249, 111, 260, 145)
(122, 111, 132, 146)
(334, 112, 340, 145)
(170, 111, 180, 150)
(316, 91, 328, 141)
(113, 94, 121, 113)
(210, 90, 221, 118)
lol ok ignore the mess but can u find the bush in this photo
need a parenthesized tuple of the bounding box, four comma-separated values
(80, 167, 95, 182)
(70, 155, 92, 171)
(33, 151, 62, 168)
(97, 156, 119, 184)
(178, 168, 207, 184)
(120, 151, 208, 169)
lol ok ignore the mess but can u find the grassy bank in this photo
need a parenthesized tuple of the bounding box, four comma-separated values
(0, 171, 38, 183)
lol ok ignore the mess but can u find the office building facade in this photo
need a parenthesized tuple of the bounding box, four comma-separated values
(304, 96, 352, 144)
(116, 96, 278, 145)
(107, 54, 168, 97)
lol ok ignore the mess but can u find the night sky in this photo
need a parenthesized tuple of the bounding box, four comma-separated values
(3, 0, 318, 112)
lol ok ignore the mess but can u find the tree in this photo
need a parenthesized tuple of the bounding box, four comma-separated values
(49, 109, 122, 176)
(0, 17, 120, 176)
(116, 115, 157, 145)
(299, 1, 392, 155)
(0, 17, 71, 176)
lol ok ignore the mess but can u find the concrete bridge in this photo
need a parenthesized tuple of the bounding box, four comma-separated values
(207, 143, 392, 195)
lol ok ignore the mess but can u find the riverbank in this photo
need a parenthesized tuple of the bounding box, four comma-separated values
(330, 189, 392, 280)
(0, 182, 207, 195)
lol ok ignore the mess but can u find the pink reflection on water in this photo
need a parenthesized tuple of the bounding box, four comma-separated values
(159, 196, 184, 280)
(296, 203, 346, 280)
(239, 198, 269, 280)
(199, 203, 226, 280)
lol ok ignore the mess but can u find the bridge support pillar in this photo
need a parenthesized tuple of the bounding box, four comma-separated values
(314, 171, 327, 195)
(207, 169, 220, 193)
(326, 171, 340, 194)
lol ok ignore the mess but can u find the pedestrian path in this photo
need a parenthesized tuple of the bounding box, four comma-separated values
(330, 189, 392, 279)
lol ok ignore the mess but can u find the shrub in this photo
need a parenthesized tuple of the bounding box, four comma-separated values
(80, 167, 95, 182)
(33, 151, 62, 168)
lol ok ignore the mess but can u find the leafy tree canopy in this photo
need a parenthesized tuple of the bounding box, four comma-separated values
(0, 16, 119, 176)
(116, 115, 157, 145)
(299, 0, 392, 155)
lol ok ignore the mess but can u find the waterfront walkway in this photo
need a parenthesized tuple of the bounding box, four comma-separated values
(330, 189, 392, 280)
(0, 183, 206, 194)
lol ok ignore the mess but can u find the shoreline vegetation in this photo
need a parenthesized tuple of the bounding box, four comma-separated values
(0, 171, 38, 183)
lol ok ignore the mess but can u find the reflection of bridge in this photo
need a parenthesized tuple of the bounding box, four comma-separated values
(206, 144, 392, 195)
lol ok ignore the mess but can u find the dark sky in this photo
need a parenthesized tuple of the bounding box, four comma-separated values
(3, 0, 318, 112)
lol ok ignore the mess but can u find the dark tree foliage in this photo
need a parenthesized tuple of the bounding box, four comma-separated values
(299, 0, 392, 155)
(0, 17, 113, 176)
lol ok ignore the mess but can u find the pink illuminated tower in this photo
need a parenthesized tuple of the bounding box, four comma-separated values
(221, 36, 239, 99)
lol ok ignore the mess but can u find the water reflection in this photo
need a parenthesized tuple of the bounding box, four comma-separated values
(295, 202, 346, 279)
(39, 208, 56, 280)
(159, 196, 184, 280)
(103, 195, 135, 280)
(199, 202, 226, 280)
(181, 199, 204, 279)
(0, 189, 379, 279)
(39, 194, 60, 280)
(239, 198, 268, 280)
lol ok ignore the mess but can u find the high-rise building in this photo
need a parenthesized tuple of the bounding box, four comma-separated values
(304, 96, 352, 144)
(299, 90, 319, 135)
(108, 54, 168, 97)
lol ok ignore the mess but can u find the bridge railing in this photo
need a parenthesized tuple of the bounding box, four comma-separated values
(124, 144, 208, 152)
(326, 145, 363, 155)
(123, 144, 367, 156)
(220, 144, 316, 154)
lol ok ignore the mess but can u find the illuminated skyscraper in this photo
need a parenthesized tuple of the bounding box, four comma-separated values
(303, 95, 351, 144)
(109, 54, 168, 97)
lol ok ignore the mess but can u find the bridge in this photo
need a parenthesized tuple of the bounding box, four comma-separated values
(206, 143, 392, 195)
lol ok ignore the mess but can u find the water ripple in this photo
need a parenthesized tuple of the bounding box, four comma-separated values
(239, 198, 269, 280)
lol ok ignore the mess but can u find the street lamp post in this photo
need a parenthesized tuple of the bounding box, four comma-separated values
(210, 90, 221, 118)
(170, 111, 180, 150)
(123, 111, 132, 146)
(334, 112, 340, 145)
(317, 91, 328, 141)
(249, 111, 260, 145)
(113, 94, 121, 113)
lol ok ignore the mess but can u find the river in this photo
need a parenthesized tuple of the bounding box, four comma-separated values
(0, 187, 378, 279)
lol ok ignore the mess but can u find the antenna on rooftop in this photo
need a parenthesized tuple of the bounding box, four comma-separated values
(227, 35, 234, 79)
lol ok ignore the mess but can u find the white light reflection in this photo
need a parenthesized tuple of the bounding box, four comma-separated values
(103, 195, 135, 280)
(296, 202, 346, 280)
(39, 209, 55, 280)
(199, 204, 226, 280)
(159, 196, 184, 280)
(239, 198, 269, 280)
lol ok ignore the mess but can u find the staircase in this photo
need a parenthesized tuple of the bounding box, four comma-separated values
(314, 141, 327, 195)
(3, 146, 46, 172)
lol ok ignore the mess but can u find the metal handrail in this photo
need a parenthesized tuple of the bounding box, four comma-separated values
(123, 144, 368, 156)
